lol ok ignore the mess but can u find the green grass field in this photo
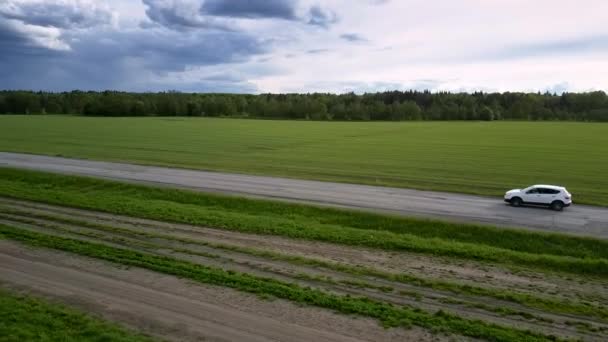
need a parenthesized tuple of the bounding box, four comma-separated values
(1, 115, 607, 205)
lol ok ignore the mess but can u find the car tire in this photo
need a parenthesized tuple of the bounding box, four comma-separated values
(511, 197, 522, 207)
(551, 201, 564, 211)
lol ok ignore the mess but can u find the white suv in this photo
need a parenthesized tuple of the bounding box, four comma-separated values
(504, 185, 572, 211)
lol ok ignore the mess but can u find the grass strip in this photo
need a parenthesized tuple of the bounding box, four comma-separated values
(0, 288, 156, 342)
(437, 298, 555, 324)
(226, 244, 608, 321)
(2, 205, 605, 322)
(0, 224, 559, 342)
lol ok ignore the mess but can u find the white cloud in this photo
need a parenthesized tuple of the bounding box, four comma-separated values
(250, 0, 608, 93)
(0, 0, 114, 28)
(2, 18, 71, 50)
(0, 0, 115, 51)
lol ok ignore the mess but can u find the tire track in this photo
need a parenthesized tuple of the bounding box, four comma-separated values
(1, 200, 607, 340)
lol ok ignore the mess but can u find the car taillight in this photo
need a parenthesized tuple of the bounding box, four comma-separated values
(565, 196, 570, 200)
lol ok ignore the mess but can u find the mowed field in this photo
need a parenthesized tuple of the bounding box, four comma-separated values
(1, 115, 608, 206)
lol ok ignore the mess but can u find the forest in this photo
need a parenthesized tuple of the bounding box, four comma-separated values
(1, 90, 607, 121)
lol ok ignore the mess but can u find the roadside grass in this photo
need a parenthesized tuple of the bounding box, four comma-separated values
(2, 205, 605, 322)
(0, 224, 559, 342)
(1, 167, 607, 277)
(1, 116, 607, 206)
(0, 288, 156, 342)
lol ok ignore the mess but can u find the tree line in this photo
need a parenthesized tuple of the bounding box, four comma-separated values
(1, 90, 608, 121)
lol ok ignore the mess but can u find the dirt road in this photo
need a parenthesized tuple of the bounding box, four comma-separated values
(0, 240, 434, 342)
(1, 198, 607, 341)
(1, 152, 607, 238)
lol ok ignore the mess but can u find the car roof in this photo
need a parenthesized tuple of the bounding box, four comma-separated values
(531, 184, 566, 190)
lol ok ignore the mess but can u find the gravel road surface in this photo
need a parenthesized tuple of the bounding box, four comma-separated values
(1, 151, 607, 238)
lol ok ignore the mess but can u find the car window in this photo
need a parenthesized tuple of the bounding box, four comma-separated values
(526, 188, 539, 194)
(539, 188, 560, 194)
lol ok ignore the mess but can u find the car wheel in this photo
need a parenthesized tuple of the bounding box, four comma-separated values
(511, 197, 522, 207)
(551, 201, 564, 211)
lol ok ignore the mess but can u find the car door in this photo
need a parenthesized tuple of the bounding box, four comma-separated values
(536, 188, 551, 204)
(522, 187, 541, 204)
(538, 188, 558, 204)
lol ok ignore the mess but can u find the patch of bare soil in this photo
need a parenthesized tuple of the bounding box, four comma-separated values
(0, 241, 442, 342)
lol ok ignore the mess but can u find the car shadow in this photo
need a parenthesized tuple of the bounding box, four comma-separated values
(503, 203, 565, 213)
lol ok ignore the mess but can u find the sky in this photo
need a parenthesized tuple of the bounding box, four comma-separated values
(1, 0, 607, 94)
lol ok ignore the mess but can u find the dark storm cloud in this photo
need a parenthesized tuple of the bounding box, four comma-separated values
(0, 21, 32, 53)
(0, 25, 268, 91)
(143, 0, 338, 31)
(0, 23, 62, 60)
(0, 15, 72, 54)
(142, 0, 230, 30)
(127, 30, 266, 72)
(0, 0, 338, 92)
(0, 1, 112, 29)
(307, 5, 338, 28)
(0, 0, 270, 91)
(340, 33, 367, 42)
(202, 0, 297, 19)
(142, 0, 325, 31)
